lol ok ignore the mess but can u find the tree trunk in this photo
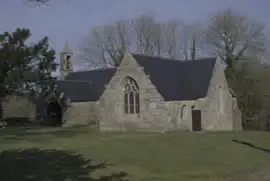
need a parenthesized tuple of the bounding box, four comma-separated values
(191, 35, 196, 60)
(0, 99, 2, 122)
(0, 83, 6, 127)
(0, 99, 6, 128)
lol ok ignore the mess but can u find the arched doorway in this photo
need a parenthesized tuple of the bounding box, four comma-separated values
(46, 101, 62, 126)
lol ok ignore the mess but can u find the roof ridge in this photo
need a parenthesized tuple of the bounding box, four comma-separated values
(132, 53, 216, 62)
(69, 67, 116, 74)
(57, 80, 91, 83)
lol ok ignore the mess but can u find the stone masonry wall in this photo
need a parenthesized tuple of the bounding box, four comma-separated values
(62, 101, 100, 127)
(202, 57, 242, 131)
(152, 101, 196, 132)
(232, 98, 242, 131)
(3, 95, 36, 121)
(98, 53, 198, 132)
(98, 53, 166, 132)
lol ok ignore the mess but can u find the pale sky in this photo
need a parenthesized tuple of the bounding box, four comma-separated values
(1, 0, 270, 75)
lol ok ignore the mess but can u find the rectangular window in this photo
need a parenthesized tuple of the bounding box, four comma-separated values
(66, 55, 71, 61)
(220, 89, 224, 114)
(135, 93, 140, 114)
(124, 93, 128, 114)
(129, 92, 134, 114)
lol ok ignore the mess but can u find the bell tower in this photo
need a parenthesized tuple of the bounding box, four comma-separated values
(60, 41, 73, 80)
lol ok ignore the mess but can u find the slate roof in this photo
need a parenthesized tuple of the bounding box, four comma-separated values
(132, 54, 216, 101)
(55, 80, 94, 102)
(56, 54, 216, 102)
(62, 68, 116, 101)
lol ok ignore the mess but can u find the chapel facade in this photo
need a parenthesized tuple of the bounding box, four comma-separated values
(3, 43, 242, 132)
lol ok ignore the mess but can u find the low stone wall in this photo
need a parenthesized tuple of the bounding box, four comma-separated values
(63, 97, 241, 132)
(145, 101, 195, 132)
(2, 96, 36, 121)
(98, 98, 197, 132)
(232, 98, 242, 131)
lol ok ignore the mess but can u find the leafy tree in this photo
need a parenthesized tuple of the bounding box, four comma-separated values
(0, 28, 58, 123)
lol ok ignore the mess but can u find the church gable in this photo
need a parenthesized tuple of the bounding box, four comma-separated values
(100, 52, 164, 102)
(105, 52, 163, 93)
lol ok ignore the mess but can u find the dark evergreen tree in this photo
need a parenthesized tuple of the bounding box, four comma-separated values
(0, 28, 58, 123)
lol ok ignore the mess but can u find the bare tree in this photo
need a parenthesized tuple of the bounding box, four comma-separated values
(105, 20, 133, 66)
(24, 0, 51, 5)
(80, 15, 164, 68)
(26, 0, 49, 3)
(205, 8, 265, 72)
(180, 22, 208, 60)
(205, 8, 267, 128)
(79, 27, 108, 68)
(132, 15, 162, 56)
(162, 20, 183, 59)
(191, 35, 196, 60)
(80, 15, 209, 67)
(80, 20, 132, 68)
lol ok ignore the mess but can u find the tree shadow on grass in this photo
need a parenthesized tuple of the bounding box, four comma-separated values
(232, 139, 270, 153)
(0, 127, 93, 142)
(0, 148, 128, 181)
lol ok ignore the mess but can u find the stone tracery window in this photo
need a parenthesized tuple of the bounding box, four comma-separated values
(123, 77, 140, 115)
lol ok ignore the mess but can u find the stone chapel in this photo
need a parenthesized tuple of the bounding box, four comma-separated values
(3, 42, 242, 132)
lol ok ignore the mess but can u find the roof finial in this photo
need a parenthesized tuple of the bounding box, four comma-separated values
(61, 41, 73, 54)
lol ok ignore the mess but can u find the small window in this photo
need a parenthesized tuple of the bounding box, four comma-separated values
(220, 88, 224, 114)
(135, 93, 140, 114)
(66, 55, 71, 61)
(129, 92, 134, 114)
(65, 55, 72, 69)
(180, 105, 188, 119)
(124, 93, 129, 114)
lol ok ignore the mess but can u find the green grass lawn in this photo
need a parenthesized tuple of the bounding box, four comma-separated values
(0, 128, 270, 181)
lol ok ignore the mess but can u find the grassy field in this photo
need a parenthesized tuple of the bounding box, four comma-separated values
(0, 128, 270, 181)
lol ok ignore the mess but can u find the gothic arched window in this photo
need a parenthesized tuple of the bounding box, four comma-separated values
(123, 77, 140, 115)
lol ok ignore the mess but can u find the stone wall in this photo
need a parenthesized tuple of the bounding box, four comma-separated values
(63, 54, 242, 132)
(2, 96, 36, 121)
(152, 101, 196, 132)
(232, 98, 242, 131)
(62, 101, 100, 127)
(200, 58, 232, 131)
(97, 53, 168, 132)
(97, 53, 199, 132)
(202, 57, 242, 131)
